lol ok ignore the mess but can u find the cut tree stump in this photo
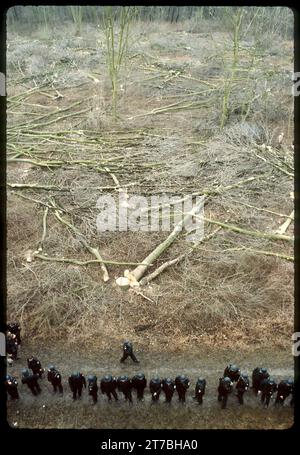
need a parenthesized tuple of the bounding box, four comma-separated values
(116, 198, 204, 288)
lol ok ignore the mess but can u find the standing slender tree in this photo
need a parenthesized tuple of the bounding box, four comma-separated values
(70, 6, 83, 36)
(220, 8, 243, 128)
(103, 6, 136, 119)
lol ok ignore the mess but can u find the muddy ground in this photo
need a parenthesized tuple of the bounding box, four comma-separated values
(7, 343, 293, 429)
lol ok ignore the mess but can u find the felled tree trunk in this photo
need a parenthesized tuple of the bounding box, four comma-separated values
(116, 198, 204, 289)
(274, 209, 294, 235)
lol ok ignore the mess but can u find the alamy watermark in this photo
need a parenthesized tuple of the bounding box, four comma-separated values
(96, 192, 205, 242)
(292, 72, 300, 96)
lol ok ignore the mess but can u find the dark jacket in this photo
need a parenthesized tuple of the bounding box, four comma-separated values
(150, 377, 162, 394)
(68, 373, 86, 390)
(218, 377, 233, 395)
(175, 375, 190, 391)
(236, 375, 249, 392)
(195, 378, 206, 394)
(123, 342, 133, 354)
(47, 369, 62, 384)
(117, 376, 132, 392)
(132, 374, 147, 390)
(277, 380, 293, 398)
(100, 375, 118, 393)
(7, 323, 21, 344)
(252, 368, 269, 387)
(27, 357, 44, 375)
(22, 372, 39, 387)
(224, 365, 240, 382)
(261, 378, 277, 396)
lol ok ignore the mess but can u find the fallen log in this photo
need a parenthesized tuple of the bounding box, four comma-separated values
(116, 198, 205, 288)
(139, 226, 223, 286)
(274, 209, 294, 235)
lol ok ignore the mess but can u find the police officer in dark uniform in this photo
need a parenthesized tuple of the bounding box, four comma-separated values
(117, 375, 133, 402)
(5, 374, 19, 400)
(21, 368, 41, 395)
(252, 367, 269, 395)
(218, 376, 233, 409)
(47, 365, 63, 394)
(162, 377, 176, 403)
(132, 373, 147, 401)
(236, 373, 249, 405)
(175, 375, 190, 402)
(149, 376, 162, 401)
(100, 375, 119, 401)
(260, 376, 277, 407)
(7, 322, 21, 345)
(224, 364, 241, 382)
(27, 356, 44, 378)
(120, 341, 140, 363)
(6, 332, 18, 361)
(194, 377, 206, 404)
(68, 372, 86, 400)
(87, 375, 98, 404)
(275, 379, 293, 405)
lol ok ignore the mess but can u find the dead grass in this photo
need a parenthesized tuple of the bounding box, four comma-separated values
(6, 16, 294, 351)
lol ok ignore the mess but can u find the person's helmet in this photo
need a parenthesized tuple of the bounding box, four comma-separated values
(118, 375, 128, 381)
(165, 377, 172, 383)
(136, 373, 145, 380)
(71, 371, 80, 378)
(261, 368, 268, 374)
(88, 375, 97, 383)
(223, 376, 232, 384)
(6, 374, 13, 381)
(197, 377, 205, 382)
(262, 377, 273, 386)
(287, 379, 294, 386)
(152, 376, 160, 383)
(103, 375, 112, 382)
(181, 375, 189, 385)
(229, 364, 239, 372)
(48, 364, 55, 371)
(22, 368, 30, 378)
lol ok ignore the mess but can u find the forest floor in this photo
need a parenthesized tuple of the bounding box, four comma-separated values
(6, 19, 294, 429)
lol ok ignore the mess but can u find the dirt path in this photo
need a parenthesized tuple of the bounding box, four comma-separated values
(7, 342, 294, 429)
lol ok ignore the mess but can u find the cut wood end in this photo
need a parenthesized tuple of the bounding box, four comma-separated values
(116, 276, 130, 289)
(103, 274, 110, 283)
(25, 249, 34, 262)
(124, 270, 140, 287)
